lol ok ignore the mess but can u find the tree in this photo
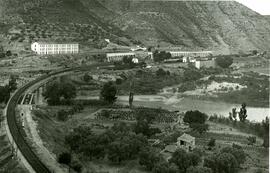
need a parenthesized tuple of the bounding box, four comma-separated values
(262, 117, 269, 148)
(6, 50, 12, 57)
(58, 152, 71, 166)
(156, 68, 169, 77)
(183, 69, 203, 82)
(153, 50, 172, 62)
(169, 149, 201, 173)
(186, 166, 212, 173)
(208, 138, 216, 148)
(57, 110, 69, 121)
(0, 45, 5, 58)
(221, 146, 246, 165)
(134, 119, 151, 137)
(43, 81, 76, 105)
(139, 147, 161, 171)
(83, 73, 92, 83)
(100, 81, 117, 104)
(183, 110, 208, 124)
(153, 161, 179, 173)
(238, 103, 247, 122)
(8, 75, 17, 92)
(247, 136, 256, 145)
(0, 86, 10, 103)
(65, 126, 93, 152)
(215, 56, 233, 68)
(204, 153, 238, 173)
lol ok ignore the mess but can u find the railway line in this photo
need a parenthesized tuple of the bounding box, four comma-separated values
(5, 63, 107, 173)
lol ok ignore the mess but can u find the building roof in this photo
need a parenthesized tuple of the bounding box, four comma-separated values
(164, 145, 177, 153)
(32, 41, 79, 45)
(177, 133, 195, 143)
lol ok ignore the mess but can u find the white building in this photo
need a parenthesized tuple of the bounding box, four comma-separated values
(31, 42, 79, 55)
(170, 51, 213, 58)
(106, 52, 136, 62)
(195, 59, 217, 69)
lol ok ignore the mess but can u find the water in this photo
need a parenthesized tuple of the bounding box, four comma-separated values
(117, 95, 269, 122)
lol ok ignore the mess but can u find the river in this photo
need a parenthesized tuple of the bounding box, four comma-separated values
(116, 95, 269, 122)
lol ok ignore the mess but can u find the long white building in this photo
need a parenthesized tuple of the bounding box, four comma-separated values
(106, 52, 136, 62)
(169, 51, 213, 57)
(31, 42, 79, 55)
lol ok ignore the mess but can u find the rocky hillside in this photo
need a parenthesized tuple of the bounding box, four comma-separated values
(1, 0, 270, 54)
(90, 0, 270, 54)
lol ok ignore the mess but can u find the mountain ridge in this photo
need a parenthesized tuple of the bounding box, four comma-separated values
(0, 0, 269, 54)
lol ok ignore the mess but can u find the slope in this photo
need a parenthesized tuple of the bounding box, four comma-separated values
(93, 0, 270, 54)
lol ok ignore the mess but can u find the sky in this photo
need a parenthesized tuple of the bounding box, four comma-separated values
(236, 0, 270, 15)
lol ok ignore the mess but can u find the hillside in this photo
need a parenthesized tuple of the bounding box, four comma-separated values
(91, 0, 270, 54)
(0, 0, 270, 54)
(0, 0, 133, 52)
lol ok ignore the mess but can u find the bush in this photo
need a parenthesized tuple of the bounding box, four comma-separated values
(215, 56, 233, 68)
(184, 110, 208, 124)
(169, 149, 201, 173)
(247, 136, 256, 145)
(204, 153, 238, 173)
(221, 146, 246, 165)
(58, 152, 71, 165)
(57, 110, 69, 121)
(208, 138, 216, 148)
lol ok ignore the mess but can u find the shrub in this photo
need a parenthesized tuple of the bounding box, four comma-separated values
(57, 110, 69, 121)
(215, 56, 233, 68)
(184, 110, 208, 124)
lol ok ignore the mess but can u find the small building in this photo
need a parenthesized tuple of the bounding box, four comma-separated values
(195, 59, 217, 69)
(31, 42, 79, 55)
(161, 144, 178, 161)
(177, 133, 195, 151)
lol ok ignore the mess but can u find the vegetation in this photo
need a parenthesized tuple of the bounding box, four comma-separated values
(83, 73, 92, 83)
(204, 153, 238, 173)
(209, 115, 269, 148)
(43, 81, 76, 105)
(184, 110, 209, 134)
(153, 50, 172, 62)
(215, 56, 233, 68)
(65, 123, 148, 163)
(100, 81, 117, 104)
(186, 166, 212, 173)
(0, 75, 18, 104)
(169, 149, 201, 173)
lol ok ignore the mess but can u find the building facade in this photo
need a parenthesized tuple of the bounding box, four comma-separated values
(177, 133, 195, 151)
(170, 51, 213, 58)
(195, 59, 217, 69)
(31, 42, 79, 55)
(106, 52, 136, 62)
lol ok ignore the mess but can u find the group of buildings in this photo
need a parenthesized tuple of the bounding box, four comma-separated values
(30, 42, 216, 69)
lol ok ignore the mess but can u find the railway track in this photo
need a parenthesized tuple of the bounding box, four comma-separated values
(5, 64, 107, 173)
